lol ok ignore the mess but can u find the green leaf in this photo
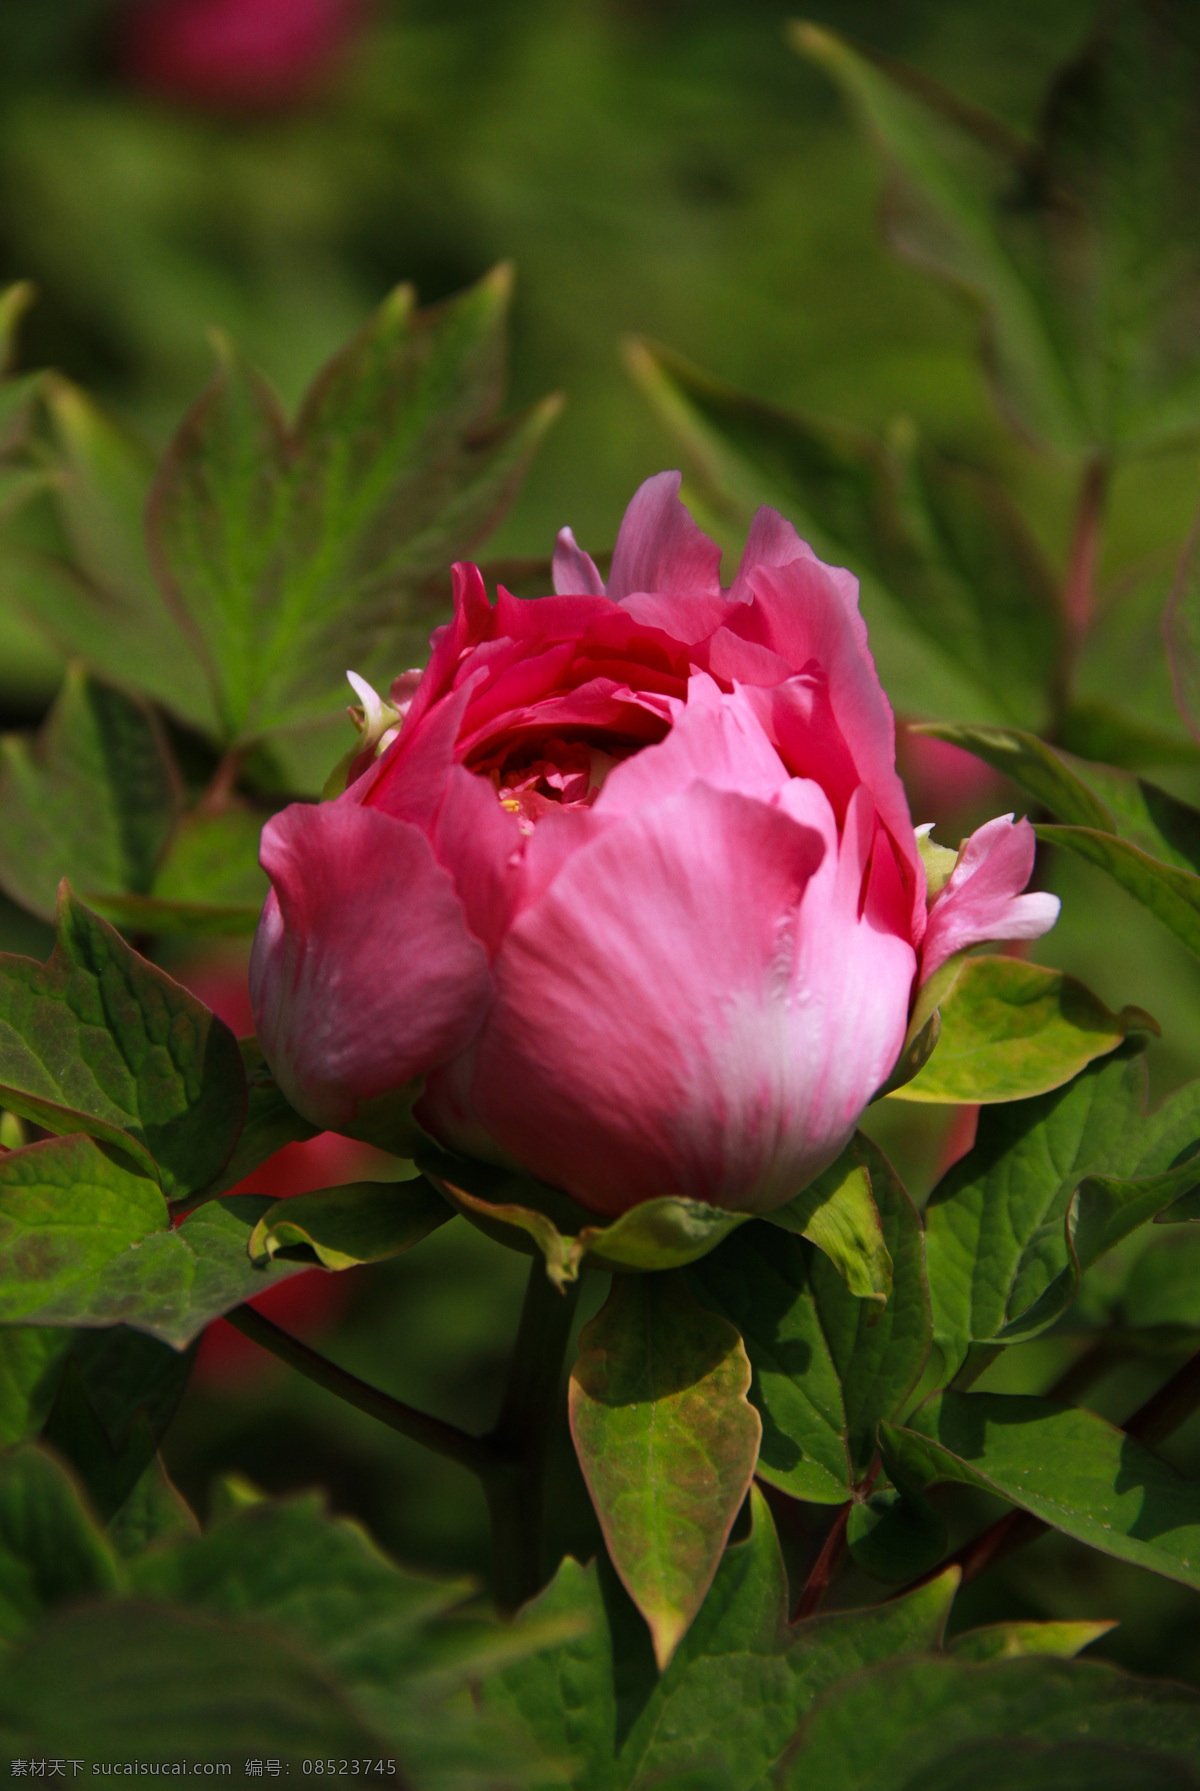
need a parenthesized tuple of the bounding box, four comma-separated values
(10, 1193, 320, 1349)
(248, 1175, 452, 1270)
(947, 1619, 1116, 1663)
(82, 891, 262, 937)
(421, 1150, 748, 1289)
(0, 1601, 387, 1757)
(568, 1272, 761, 1670)
(1037, 824, 1200, 961)
(891, 955, 1153, 1105)
(924, 1048, 1200, 1378)
(0, 886, 246, 1197)
(0, 1328, 72, 1446)
(191, 1036, 317, 1205)
(19, 378, 217, 734)
(1057, 699, 1200, 772)
(48, 1324, 197, 1495)
(0, 1444, 118, 1643)
(0, 1134, 169, 1326)
(791, 7, 1200, 458)
(690, 1136, 930, 1504)
(778, 1650, 1200, 1791)
(883, 1389, 1200, 1595)
(626, 340, 1060, 725)
(40, 1363, 162, 1522)
(765, 1135, 892, 1306)
(0, 664, 181, 923)
(483, 1488, 959, 1791)
(149, 270, 561, 744)
(106, 1453, 200, 1558)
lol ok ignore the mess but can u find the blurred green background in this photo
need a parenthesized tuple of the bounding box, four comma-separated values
(4, 0, 1200, 1688)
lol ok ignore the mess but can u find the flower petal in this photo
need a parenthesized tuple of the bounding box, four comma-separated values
(470, 781, 913, 1217)
(251, 801, 492, 1132)
(606, 470, 724, 604)
(919, 813, 1061, 984)
(552, 525, 606, 596)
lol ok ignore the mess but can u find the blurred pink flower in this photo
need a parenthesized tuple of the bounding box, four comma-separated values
(897, 724, 1006, 834)
(121, 0, 367, 110)
(251, 474, 1060, 1220)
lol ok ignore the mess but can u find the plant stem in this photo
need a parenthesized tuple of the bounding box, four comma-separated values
(1054, 453, 1109, 723)
(224, 1304, 496, 1476)
(1124, 1343, 1200, 1448)
(482, 1258, 582, 1616)
(792, 1501, 851, 1622)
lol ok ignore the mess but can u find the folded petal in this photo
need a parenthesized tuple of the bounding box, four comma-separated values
(606, 470, 724, 604)
(470, 781, 913, 1217)
(251, 801, 492, 1132)
(919, 813, 1061, 984)
(552, 526, 606, 595)
(596, 676, 788, 816)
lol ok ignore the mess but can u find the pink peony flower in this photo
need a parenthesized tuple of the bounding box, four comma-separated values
(121, 0, 367, 111)
(251, 473, 1059, 1219)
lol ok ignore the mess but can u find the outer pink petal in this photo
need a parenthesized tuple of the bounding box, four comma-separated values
(468, 781, 913, 1217)
(552, 526, 605, 596)
(251, 801, 492, 1132)
(919, 813, 1061, 984)
(606, 471, 724, 603)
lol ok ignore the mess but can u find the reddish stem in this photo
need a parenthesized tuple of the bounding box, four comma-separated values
(792, 1501, 851, 1622)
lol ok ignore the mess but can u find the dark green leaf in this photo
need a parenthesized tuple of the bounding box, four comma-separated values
(0, 1601, 388, 1757)
(12, 1193, 319, 1349)
(248, 1175, 452, 1271)
(892, 955, 1153, 1105)
(149, 271, 561, 744)
(0, 1328, 71, 1446)
(947, 1619, 1116, 1663)
(0, 886, 246, 1196)
(192, 1037, 317, 1204)
(483, 1488, 958, 1791)
(58, 1325, 197, 1458)
(40, 1361, 161, 1521)
(691, 1136, 930, 1503)
(1057, 700, 1200, 772)
(778, 1651, 1200, 1791)
(626, 340, 1060, 724)
(1124, 1231, 1200, 1331)
(106, 1453, 200, 1558)
(0, 1443, 118, 1643)
(82, 892, 262, 937)
(568, 1271, 761, 1669)
(924, 1049, 1200, 1378)
(846, 1482, 947, 1584)
(883, 1390, 1200, 1595)
(0, 664, 180, 923)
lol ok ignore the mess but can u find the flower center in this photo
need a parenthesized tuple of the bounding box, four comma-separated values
(481, 737, 631, 834)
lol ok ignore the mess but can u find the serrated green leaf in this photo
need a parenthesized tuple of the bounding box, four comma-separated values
(690, 1137, 929, 1504)
(892, 955, 1152, 1105)
(21, 378, 217, 733)
(0, 663, 181, 923)
(0, 886, 246, 1197)
(0, 1328, 71, 1446)
(483, 1489, 958, 1791)
(1038, 824, 1200, 961)
(947, 1619, 1115, 1663)
(0, 1444, 118, 1643)
(248, 1175, 452, 1271)
(765, 1136, 892, 1306)
(626, 340, 1059, 724)
(149, 270, 561, 744)
(925, 1049, 1200, 1378)
(778, 1650, 1200, 1791)
(0, 1601, 387, 1757)
(0, 1133, 168, 1327)
(568, 1272, 761, 1670)
(883, 1390, 1200, 1595)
